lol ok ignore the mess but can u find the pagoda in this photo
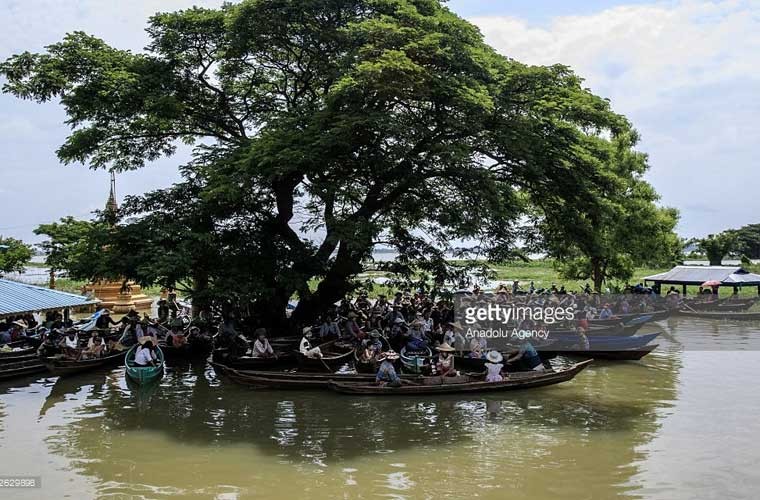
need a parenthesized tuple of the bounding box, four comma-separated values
(84, 173, 154, 313)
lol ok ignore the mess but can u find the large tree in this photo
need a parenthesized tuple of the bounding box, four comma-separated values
(695, 232, 737, 266)
(0, 236, 32, 275)
(534, 132, 681, 292)
(2, 0, 641, 329)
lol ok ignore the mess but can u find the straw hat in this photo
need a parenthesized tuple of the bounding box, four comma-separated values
(138, 335, 152, 345)
(369, 330, 381, 338)
(302, 326, 313, 336)
(382, 350, 400, 360)
(12, 320, 27, 329)
(486, 350, 503, 363)
(436, 343, 455, 352)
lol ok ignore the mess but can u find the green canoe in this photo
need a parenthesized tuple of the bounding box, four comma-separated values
(125, 344, 164, 385)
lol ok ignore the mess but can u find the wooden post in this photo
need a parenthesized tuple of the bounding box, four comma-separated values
(682, 284, 687, 296)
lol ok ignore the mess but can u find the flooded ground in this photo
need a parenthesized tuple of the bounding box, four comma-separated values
(0, 317, 758, 499)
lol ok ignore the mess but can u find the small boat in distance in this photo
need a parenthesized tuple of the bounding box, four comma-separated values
(125, 344, 164, 385)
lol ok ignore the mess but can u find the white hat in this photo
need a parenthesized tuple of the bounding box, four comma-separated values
(381, 350, 400, 360)
(436, 343, 456, 352)
(302, 327, 313, 336)
(486, 350, 503, 363)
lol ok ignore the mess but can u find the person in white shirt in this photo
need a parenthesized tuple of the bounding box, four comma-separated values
(85, 332, 106, 358)
(134, 341, 157, 366)
(252, 329, 275, 358)
(62, 330, 80, 359)
(299, 328, 322, 359)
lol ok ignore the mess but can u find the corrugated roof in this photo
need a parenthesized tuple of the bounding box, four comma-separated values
(643, 266, 760, 285)
(0, 278, 99, 317)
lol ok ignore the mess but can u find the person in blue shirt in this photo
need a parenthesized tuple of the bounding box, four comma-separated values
(375, 350, 402, 387)
(506, 341, 545, 372)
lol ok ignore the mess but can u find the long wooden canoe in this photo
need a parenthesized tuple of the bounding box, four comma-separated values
(327, 359, 593, 395)
(125, 345, 164, 385)
(0, 359, 47, 381)
(211, 362, 422, 389)
(41, 350, 125, 376)
(294, 339, 354, 372)
(676, 310, 760, 320)
(211, 348, 297, 370)
(542, 344, 659, 361)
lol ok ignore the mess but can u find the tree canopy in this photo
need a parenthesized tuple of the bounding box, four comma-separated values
(0, 236, 32, 275)
(0, 0, 675, 329)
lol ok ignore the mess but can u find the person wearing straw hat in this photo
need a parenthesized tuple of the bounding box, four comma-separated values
(484, 350, 505, 382)
(375, 350, 401, 387)
(299, 327, 322, 359)
(435, 343, 457, 377)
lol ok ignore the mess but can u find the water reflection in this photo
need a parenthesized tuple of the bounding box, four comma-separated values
(10, 318, 743, 498)
(17, 347, 679, 499)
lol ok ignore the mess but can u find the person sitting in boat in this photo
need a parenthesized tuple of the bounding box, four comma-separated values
(84, 331, 107, 359)
(468, 336, 487, 358)
(375, 350, 402, 387)
(317, 314, 340, 339)
(62, 330, 80, 360)
(484, 350, 504, 382)
(434, 343, 457, 377)
(252, 328, 275, 358)
(506, 341, 545, 372)
(405, 320, 428, 351)
(599, 303, 614, 320)
(95, 309, 118, 331)
(365, 330, 383, 352)
(0, 327, 11, 345)
(134, 340, 158, 367)
(157, 299, 170, 323)
(343, 312, 365, 341)
(300, 328, 322, 359)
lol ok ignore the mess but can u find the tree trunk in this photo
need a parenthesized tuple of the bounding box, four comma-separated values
(591, 258, 604, 293)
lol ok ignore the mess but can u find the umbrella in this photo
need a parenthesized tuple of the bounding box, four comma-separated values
(701, 280, 722, 287)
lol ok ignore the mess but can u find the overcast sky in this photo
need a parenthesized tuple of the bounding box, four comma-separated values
(1, 0, 758, 243)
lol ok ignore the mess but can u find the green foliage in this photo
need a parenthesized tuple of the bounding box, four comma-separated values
(733, 224, 760, 260)
(695, 232, 737, 266)
(34, 217, 116, 281)
(1, 0, 657, 326)
(535, 133, 681, 291)
(0, 236, 32, 274)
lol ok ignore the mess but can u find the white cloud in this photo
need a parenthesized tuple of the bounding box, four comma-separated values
(471, 0, 760, 237)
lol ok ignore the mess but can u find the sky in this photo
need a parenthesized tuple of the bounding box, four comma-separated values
(0, 0, 758, 243)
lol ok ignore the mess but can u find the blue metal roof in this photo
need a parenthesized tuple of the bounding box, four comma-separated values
(0, 278, 100, 317)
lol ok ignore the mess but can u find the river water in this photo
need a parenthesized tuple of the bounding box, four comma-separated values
(1, 317, 758, 499)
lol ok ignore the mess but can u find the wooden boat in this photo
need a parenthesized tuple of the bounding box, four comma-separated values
(211, 362, 422, 389)
(549, 332, 660, 351)
(125, 345, 165, 385)
(211, 348, 296, 370)
(0, 347, 39, 364)
(294, 339, 354, 372)
(40, 350, 124, 376)
(327, 359, 593, 395)
(0, 359, 47, 381)
(400, 346, 433, 374)
(676, 310, 760, 321)
(542, 344, 659, 361)
(160, 337, 213, 360)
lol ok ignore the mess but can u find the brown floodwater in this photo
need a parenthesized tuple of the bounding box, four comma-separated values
(0, 317, 759, 499)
